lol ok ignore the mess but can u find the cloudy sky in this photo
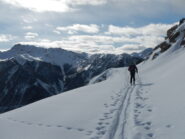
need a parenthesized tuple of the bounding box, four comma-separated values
(0, 0, 184, 54)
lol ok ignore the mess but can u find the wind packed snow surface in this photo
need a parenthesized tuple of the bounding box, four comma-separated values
(0, 48, 185, 138)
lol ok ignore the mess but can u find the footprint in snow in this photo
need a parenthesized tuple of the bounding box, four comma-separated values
(166, 124, 172, 128)
(147, 109, 152, 112)
(147, 133, 154, 138)
(104, 112, 110, 115)
(135, 120, 143, 126)
(135, 103, 145, 109)
(96, 126, 105, 131)
(66, 127, 72, 130)
(104, 104, 109, 108)
(97, 130, 106, 135)
(146, 122, 152, 126)
(144, 126, 150, 130)
(98, 122, 103, 125)
(57, 125, 63, 127)
(111, 103, 116, 106)
(77, 128, 85, 131)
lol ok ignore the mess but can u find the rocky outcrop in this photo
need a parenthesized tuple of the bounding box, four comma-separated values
(152, 18, 185, 60)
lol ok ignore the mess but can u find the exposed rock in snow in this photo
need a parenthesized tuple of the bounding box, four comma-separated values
(150, 19, 185, 60)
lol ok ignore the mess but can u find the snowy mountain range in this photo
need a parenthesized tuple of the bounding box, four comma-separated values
(0, 44, 148, 113)
(0, 19, 185, 139)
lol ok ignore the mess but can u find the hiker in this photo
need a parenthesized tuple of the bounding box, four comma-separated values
(128, 64, 138, 85)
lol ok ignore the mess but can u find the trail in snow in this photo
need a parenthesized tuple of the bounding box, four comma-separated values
(4, 117, 93, 135)
(127, 77, 155, 139)
(105, 70, 137, 139)
(108, 85, 135, 139)
(101, 72, 155, 139)
(89, 70, 137, 139)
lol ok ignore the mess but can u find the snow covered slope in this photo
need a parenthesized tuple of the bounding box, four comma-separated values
(0, 68, 130, 139)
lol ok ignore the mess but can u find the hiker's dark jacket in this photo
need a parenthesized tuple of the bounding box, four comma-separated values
(128, 65, 138, 73)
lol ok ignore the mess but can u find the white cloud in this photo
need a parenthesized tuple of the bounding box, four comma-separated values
(68, 35, 115, 44)
(56, 24, 100, 34)
(18, 22, 176, 54)
(1, 0, 107, 12)
(21, 15, 38, 23)
(2, 0, 71, 12)
(0, 34, 15, 42)
(53, 30, 61, 35)
(106, 23, 176, 37)
(24, 32, 39, 40)
(115, 44, 146, 54)
(67, 0, 107, 6)
(31, 23, 181, 54)
(68, 34, 165, 47)
(23, 26, 33, 30)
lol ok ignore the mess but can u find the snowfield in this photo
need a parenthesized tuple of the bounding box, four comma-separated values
(0, 45, 185, 139)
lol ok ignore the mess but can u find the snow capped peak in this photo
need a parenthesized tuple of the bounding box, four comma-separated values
(1, 44, 88, 68)
(12, 54, 42, 65)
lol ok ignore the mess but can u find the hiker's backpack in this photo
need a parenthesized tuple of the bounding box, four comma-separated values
(128, 65, 135, 72)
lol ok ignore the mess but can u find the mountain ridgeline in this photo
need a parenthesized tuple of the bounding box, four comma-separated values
(0, 44, 148, 113)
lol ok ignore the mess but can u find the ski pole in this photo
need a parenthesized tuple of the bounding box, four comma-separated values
(137, 72, 141, 83)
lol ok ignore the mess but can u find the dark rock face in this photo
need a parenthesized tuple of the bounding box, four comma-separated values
(153, 42, 171, 54)
(152, 19, 185, 59)
(166, 25, 178, 40)
(0, 59, 64, 113)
